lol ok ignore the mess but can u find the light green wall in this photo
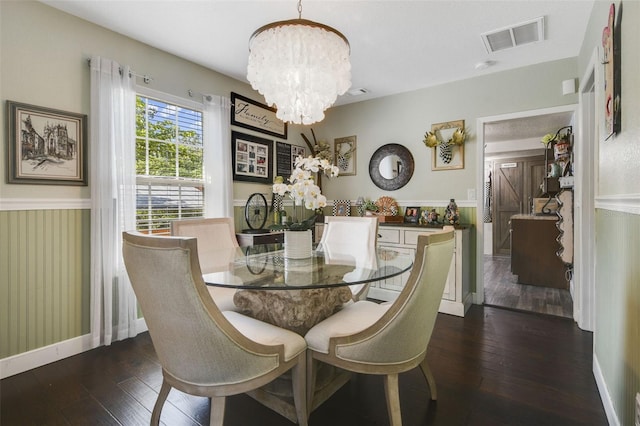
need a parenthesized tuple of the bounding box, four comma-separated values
(0, 209, 90, 358)
(580, 1, 640, 195)
(0, 1, 282, 360)
(309, 56, 578, 294)
(313, 58, 579, 202)
(0, 0, 306, 203)
(577, 1, 640, 425)
(595, 210, 640, 426)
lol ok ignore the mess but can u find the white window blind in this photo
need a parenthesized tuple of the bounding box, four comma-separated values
(135, 95, 204, 234)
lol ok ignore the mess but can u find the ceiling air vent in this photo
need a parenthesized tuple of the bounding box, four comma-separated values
(481, 16, 545, 53)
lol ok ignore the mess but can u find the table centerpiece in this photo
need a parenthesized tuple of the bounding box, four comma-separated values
(273, 155, 339, 258)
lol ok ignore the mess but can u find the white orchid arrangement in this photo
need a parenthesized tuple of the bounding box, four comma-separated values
(273, 156, 339, 214)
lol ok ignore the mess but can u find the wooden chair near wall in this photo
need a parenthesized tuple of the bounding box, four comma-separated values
(122, 231, 308, 426)
(171, 217, 239, 311)
(305, 230, 455, 425)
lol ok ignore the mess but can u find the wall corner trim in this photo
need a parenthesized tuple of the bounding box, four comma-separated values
(594, 193, 640, 215)
(0, 198, 91, 211)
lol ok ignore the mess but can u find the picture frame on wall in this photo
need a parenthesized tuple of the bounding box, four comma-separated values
(231, 131, 273, 184)
(334, 135, 357, 176)
(431, 119, 465, 171)
(275, 142, 306, 182)
(6, 100, 88, 185)
(602, 2, 621, 139)
(231, 92, 287, 139)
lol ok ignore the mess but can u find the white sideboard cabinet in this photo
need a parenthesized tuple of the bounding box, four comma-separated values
(369, 225, 472, 317)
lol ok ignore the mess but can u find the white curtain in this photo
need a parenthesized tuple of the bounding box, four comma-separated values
(202, 95, 233, 218)
(89, 56, 137, 347)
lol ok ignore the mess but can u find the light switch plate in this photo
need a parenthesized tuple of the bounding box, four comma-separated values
(467, 188, 476, 200)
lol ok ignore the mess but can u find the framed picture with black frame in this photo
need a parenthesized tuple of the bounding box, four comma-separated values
(6, 100, 87, 185)
(231, 131, 273, 184)
(231, 92, 287, 139)
(404, 206, 420, 223)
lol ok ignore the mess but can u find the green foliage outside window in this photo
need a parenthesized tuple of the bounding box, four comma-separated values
(135, 96, 205, 233)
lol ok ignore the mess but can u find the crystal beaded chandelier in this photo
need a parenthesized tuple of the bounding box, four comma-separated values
(247, 0, 351, 125)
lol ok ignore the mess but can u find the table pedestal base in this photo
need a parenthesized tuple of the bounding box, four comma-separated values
(232, 287, 354, 422)
(233, 287, 352, 335)
(246, 363, 352, 423)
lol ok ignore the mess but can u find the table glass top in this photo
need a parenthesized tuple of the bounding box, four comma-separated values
(202, 243, 413, 290)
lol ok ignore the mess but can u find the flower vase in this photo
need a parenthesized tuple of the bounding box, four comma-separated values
(284, 229, 312, 259)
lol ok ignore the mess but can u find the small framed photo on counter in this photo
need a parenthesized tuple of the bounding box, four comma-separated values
(404, 207, 420, 223)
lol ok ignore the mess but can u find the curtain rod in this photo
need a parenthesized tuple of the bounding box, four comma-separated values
(187, 89, 212, 102)
(86, 58, 153, 84)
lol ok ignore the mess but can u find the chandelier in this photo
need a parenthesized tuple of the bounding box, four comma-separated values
(247, 0, 351, 125)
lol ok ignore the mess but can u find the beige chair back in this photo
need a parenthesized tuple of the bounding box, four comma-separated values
(332, 230, 454, 363)
(122, 231, 281, 386)
(171, 217, 238, 271)
(319, 216, 379, 300)
(122, 231, 309, 425)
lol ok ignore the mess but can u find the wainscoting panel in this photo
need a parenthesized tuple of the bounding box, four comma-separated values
(595, 209, 640, 426)
(0, 209, 91, 359)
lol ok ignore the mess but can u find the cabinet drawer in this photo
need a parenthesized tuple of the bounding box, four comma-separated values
(378, 228, 401, 244)
(403, 228, 456, 249)
(403, 229, 426, 245)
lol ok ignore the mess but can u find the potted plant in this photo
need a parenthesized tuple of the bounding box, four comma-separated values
(363, 199, 378, 216)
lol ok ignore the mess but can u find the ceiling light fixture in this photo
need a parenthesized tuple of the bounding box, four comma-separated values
(247, 0, 351, 125)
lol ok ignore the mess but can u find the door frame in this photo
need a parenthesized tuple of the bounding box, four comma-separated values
(475, 104, 577, 305)
(572, 48, 599, 332)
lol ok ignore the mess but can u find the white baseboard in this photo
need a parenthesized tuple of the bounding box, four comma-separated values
(0, 334, 96, 379)
(1, 318, 148, 379)
(594, 353, 620, 426)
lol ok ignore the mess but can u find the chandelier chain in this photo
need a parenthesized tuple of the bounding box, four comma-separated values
(297, 0, 302, 19)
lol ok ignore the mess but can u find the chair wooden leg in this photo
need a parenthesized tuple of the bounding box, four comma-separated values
(306, 354, 317, 413)
(291, 353, 309, 426)
(209, 396, 226, 426)
(419, 358, 437, 400)
(151, 379, 171, 426)
(383, 373, 402, 426)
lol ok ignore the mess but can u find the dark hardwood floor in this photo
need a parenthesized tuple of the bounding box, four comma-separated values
(1, 305, 606, 426)
(484, 255, 573, 318)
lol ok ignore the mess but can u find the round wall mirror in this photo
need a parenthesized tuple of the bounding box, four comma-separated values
(369, 144, 414, 190)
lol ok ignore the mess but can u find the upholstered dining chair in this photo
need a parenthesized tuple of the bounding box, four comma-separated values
(318, 216, 379, 301)
(305, 230, 455, 425)
(171, 217, 239, 311)
(122, 231, 308, 426)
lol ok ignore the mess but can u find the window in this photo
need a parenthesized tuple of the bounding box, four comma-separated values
(135, 95, 204, 234)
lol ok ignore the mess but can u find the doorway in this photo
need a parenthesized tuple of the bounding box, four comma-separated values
(476, 106, 576, 318)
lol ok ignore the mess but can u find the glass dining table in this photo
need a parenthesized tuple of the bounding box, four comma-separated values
(202, 243, 414, 335)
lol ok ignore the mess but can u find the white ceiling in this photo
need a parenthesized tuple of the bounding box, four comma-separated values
(41, 0, 593, 143)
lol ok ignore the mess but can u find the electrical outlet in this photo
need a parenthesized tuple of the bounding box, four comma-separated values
(635, 392, 640, 426)
(467, 188, 476, 200)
